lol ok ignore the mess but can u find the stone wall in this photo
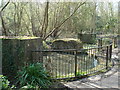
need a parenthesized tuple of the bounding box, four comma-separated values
(51, 38, 83, 50)
(1, 37, 42, 79)
(78, 33, 96, 44)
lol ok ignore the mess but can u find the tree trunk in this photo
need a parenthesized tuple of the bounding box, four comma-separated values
(29, 3, 36, 36)
(41, 2, 49, 38)
(0, 0, 10, 36)
(44, 2, 86, 40)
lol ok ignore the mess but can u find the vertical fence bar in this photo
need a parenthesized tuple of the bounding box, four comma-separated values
(114, 37, 117, 48)
(75, 50, 77, 77)
(88, 49, 92, 73)
(113, 37, 115, 48)
(56, 52, 58, 78)
(98, 39, 100, 51)
(98, 38, 102, 51)
(58, 52, 60, 78)
(106, 46, 109, 69)
(100, 38, 102, 49)
(68, 51, 70, 78)
(62, 52, 63, 78)
(109, 45, 112, 62)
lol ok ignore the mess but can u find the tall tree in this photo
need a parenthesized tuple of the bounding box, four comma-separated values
(0, 0, 10, 35)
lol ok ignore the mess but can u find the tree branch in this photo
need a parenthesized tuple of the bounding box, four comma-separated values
(0, 0, 10, 36)
(43, 2, 86, 40)
(0, 0, 10, 13)
(41, 2, 49, 37)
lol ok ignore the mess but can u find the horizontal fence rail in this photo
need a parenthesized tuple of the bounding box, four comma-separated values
(32, 44, 113, 80)
(96, 35, 118, 48)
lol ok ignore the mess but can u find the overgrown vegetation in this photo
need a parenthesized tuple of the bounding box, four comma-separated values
(0, 1, 118, 40)
(2, 37, 42, 82)
(0, 0, 118, 89)
(1, 75, 10, 89)
(0, 75, 15, 89)
(17, 63, 52, 88)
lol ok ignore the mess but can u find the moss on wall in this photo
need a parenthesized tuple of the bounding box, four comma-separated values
(78, 33, 96, 44)
(51, 38, 83, 50)
(1, 37, 42, 80)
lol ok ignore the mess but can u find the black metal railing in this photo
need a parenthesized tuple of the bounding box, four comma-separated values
(32, 44, 113, 80)
(97, 35, 118, 48)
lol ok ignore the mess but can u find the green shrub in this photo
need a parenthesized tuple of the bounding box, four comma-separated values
(0, 75, 10, 89)
(17, 63, 52, 88)
(76, 71, 87, 76)
(0, 75, 15, 89)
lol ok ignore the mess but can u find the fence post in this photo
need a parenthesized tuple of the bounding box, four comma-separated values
(98, 39, 100, 51)
(113, 37, 117, 48)
(98, 38, 102, 51)
(109, 45, 112, 62)
(106, 46, 109, 69)
(75, 50, 77, 77)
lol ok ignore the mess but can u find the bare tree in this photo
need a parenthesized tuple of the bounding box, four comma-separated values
(0, 0, 10, 36)
(41, 2, 49, 38)
(44, 2, 86, 40)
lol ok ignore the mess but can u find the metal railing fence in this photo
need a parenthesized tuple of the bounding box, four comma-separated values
(32, 44, 113, 79)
